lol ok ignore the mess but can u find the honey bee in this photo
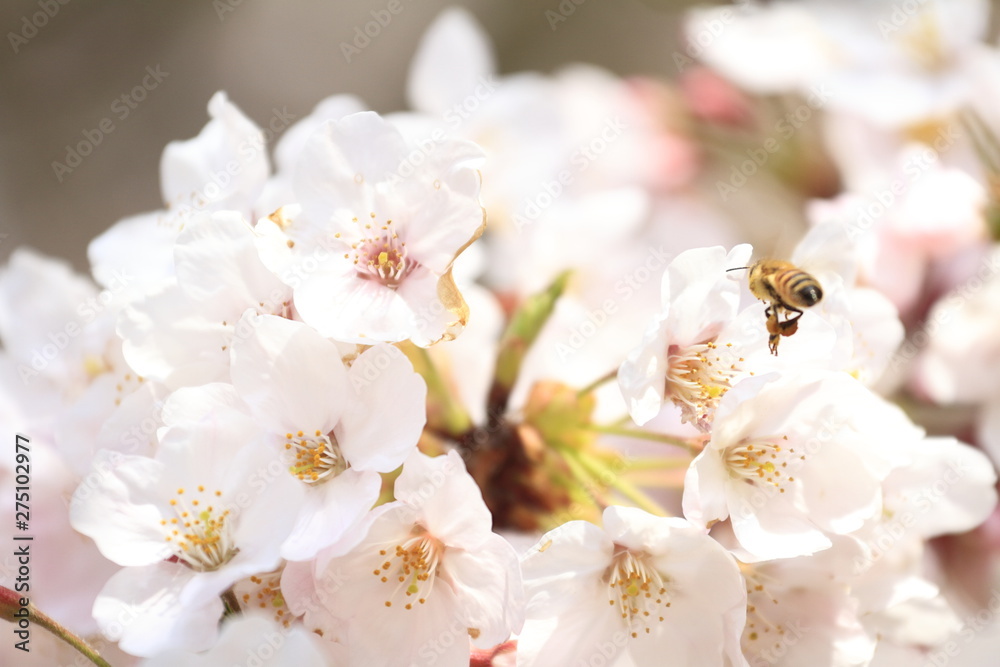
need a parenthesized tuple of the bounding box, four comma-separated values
(728, 260, 823, 355)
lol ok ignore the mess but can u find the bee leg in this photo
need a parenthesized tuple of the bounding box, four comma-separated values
(778, 306, 803, 337)
(765, 307, 781, 355)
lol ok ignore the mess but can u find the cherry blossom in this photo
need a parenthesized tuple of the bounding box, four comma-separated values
(618, 244, 752, 429)
(683, 370, 918, 561)
(283, 450, 524, 667)
(517, 506, 747, 667)
(69, 384, 305, 656)
(255, 111, 486, 346)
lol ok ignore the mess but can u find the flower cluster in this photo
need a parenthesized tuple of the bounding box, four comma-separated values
(3, 3, 1000, 667)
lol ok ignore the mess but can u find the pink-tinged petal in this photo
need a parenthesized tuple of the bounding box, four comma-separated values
(158, 382, 248, 433)
(337, 344, 426, 472)
(280, 469, 382, 561)
(94, 562, 222, 657)
(602, 506, 682, 553)
(346, 583, 470, 667)
(231, 314, 349, 433)
(0, 249, 105, 378)
(94, 379, 166, 459)
(274, 95, 367, 175)
(445, 534, 525, 647)
(393, 187, 485, 275)
(294, 256, 415, 343)
(395, 450, 494, 548)
(886, 437, 998, 538)
(800, 442, 883, 535)
(395, 264, 466, 346)
(69, 451, 173, 566)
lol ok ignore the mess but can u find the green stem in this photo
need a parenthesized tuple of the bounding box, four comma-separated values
(576, 370, 617, 398)
(586, 424, 698, 453)
(27, 604, 112, 667)
(561, 449, 604, 496)
(960, 109, 1000, 174)
(571, 450, 668, 517)
(414, 347, 472, 435)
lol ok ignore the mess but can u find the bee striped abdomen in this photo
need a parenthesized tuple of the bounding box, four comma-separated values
(772, 270, 822, 309)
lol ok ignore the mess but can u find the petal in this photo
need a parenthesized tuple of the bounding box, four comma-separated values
(520, 520, 612, 617)
(446, 534, 525, 647)
(230, 314, 349, 434)
(280, 469, 382, 561)
(394, 450, 494, 548)
(69, 451, 174, 566)
(94, 562, 222, 657)
(160, 91, 268, 209)
(406, 7, 496, 116)
(337, 344, 426, 471)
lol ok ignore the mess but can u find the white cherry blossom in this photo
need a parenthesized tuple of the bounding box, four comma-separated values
(517, 506, 748, 667)
(69, 384, 305, 656)
(255, 111, 486, 346)
(140, 613, 336, 667)
(283, 450, 524, 667)
(683, 370, 918, 561)
(119, 211, 291, 387)
(89, 91, 270, 302)
(618, 244, 752, 429)
(227, 313, 426, 560)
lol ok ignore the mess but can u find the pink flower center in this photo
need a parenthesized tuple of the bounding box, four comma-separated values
(349, 213, 412, 289)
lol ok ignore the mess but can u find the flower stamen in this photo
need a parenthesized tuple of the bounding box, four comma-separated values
(605, 547, 672, 638)
(284, 429, 348, 484)
(372, 528, 444, 610)
(160, 486, 236, 571)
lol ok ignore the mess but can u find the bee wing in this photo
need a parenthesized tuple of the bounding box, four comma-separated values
(791, 219, 858, 288)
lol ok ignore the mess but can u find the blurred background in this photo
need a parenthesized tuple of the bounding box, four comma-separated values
(0, 0, 711, 272)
